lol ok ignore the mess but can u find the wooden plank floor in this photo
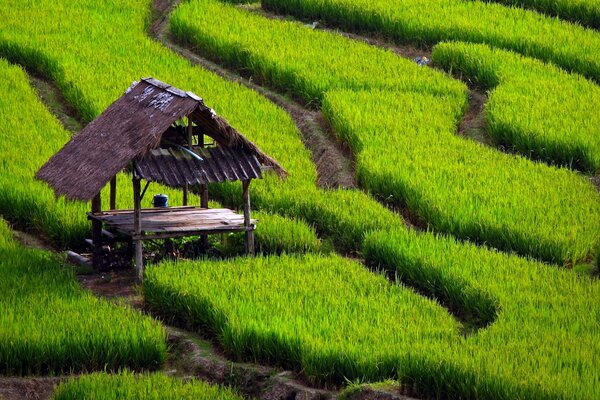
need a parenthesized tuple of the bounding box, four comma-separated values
(88, 207, 255, 237)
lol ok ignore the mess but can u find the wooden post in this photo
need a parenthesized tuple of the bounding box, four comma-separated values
(109, 175, 117, 210)
(198, 129, 209, 247)
(242, 179, 254, 255)
(133, 176, 144, 283)
(183, 118, 194, 206)
(91, 192, 102, 269)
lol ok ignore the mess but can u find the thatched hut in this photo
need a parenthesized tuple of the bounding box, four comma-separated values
(37, 78, 286, 281)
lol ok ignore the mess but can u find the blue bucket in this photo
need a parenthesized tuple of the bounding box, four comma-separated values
(152, 194, 168, 208)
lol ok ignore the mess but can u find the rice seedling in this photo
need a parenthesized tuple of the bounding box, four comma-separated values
(0, 220, 167, 375)
(0, 57, 321, 253)
(363, 228, 600, 400)
(0, 1, 598, 397)
(52, 371, 243, 400)
(143, 254, 460, 383)
(262, 0, 600, 82)
(170, 0, 600, 263)
(480, 0, 600, 29)
(145, 248, 600, 399)
(433, 41, 600, 173)
(323, 89, 600, 263)
(0, 0, 411, 257)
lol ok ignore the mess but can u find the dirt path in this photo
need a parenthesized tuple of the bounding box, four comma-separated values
(150, 0, 357, 189)
(0, 377, 63, 400)
(28, 74, 83, 134)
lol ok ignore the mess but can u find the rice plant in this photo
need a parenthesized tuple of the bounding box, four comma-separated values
(323, 89, 600, 263)
(0, 220, 167, 375)
(144, 254, 460, 384)
(480, 0, 600, 29)
(262, 0, 600, 82)
(363, 228, 600, 400)
(52, 371, 243, 400)
(1, 1, 599, 397)
(433, 41, 600, 173)
(145, 250, 600, 399)
(170, 0, 600, 263)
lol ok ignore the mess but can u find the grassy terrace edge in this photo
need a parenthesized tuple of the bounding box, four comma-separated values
(0, 1, 598, 398)
(144, 252, 600, 399)
(432, 41, 600, 174)
(52, 371, 244, 400)
(0, 216, 167, 375)
(171, 0, 600, 264)
(261, 0, 600, 82)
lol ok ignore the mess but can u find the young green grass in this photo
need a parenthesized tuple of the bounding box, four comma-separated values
(1, 1, 599, 397)
(0, 57, 321, 253)
(145, 248, 600, 399)
(323, 89, 600, 263)
(0, 0, 409, 256)
(52, 371, 243, 400)
(479, 0, 600, 29)
(433, 41, 600, 174)
(0, 219, 167, 375)
(363, 228, 600, 400)
(262, 0, 600, 82)
(170, 0, 600, 264)
(143, 254, 460, 383)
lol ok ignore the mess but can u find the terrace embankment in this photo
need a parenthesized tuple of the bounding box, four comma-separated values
(28, 73, 83, 134)
(242, 3, 493, 150)
(76, 267, 417, 400)
(150, 0, 357, 189)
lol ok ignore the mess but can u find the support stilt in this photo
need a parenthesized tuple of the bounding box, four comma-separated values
(133, 176, 144, 283)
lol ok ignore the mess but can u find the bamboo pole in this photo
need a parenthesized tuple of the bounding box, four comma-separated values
(183, 118, 194, 206)
(242, 179, 254, 255)
(133, 176, 144, 283)
(91, 192, 102, 269)
(109, 175, 117, 210)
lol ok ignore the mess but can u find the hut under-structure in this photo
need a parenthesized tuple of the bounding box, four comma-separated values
(36, 77, 287, 282)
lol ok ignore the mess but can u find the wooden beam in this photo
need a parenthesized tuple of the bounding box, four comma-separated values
(133, 176, 144, 283)
(91, 192, 102, 269)
(109, 175, 117, 210)
(242, 179, 254, 255)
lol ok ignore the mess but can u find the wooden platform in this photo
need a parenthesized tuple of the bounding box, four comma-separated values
(88, 206, 255, 240)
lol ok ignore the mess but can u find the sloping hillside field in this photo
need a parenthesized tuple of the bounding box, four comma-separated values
(0, 0, 598, 399)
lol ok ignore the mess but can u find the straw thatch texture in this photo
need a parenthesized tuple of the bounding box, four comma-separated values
(36, 78, 287, 201)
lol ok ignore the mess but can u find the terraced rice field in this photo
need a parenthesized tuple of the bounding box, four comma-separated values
(0, 0, 598, 399)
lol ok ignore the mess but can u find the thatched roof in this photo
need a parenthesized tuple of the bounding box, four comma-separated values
(36, 78, 287, 201)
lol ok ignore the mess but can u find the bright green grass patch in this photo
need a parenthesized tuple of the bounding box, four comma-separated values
(363, 228, 600, 399)
(262, 0, 600, 82)
(52, 371, 243, 400)
(433, 41, 600, 173)
(0, 234, 167, 375)
(144, 254, 460, 383)
(172, 0, 600, 263)
(171, 0, 466, 105)
(0, 219, 15, 249)
(479, 0, 600, 29)
(323, 89, 600, 263)
(145, 246, 600, 398)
